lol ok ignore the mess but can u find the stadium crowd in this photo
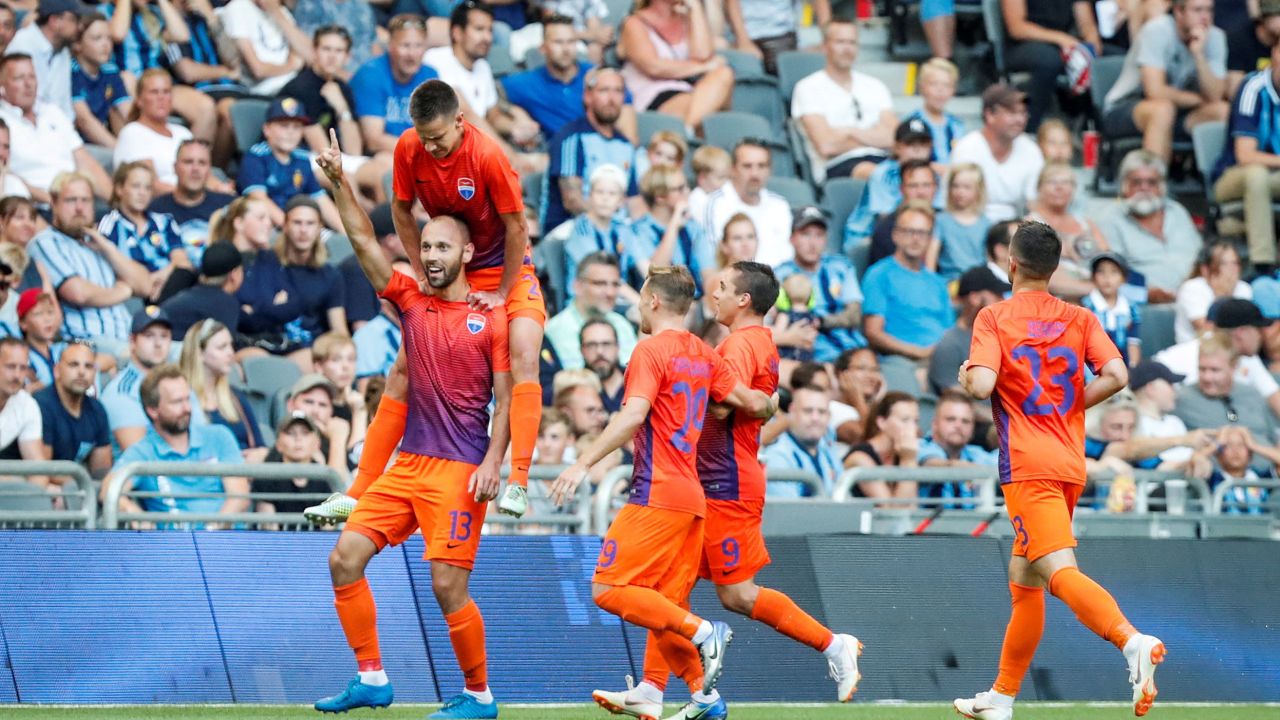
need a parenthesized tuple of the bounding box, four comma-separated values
(0, 0, 1276, 524)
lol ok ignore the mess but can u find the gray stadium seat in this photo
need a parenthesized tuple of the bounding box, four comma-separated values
(731, 79, 784, 136)
(859, 62, 910, 96)
(703, 111, 796, 177)
(603, 0, 631, 27)
(1140, 303, 1177, 356)
(487, 45, 516, 78)
(766, 176, 816, 207)
(850, 237, 871, 277)
(0, 480, 53, 513)
(533, 233, 567, 314)
(880, 355, 923, 395)
(230, 98, 270, 155)
(820, 177, 866, 255)
(240, 355, 302, 430)
(776, 50, 824, 103)
(787, 119, 813, 185)
(981, 0, 1007, 80)
(1090, 56, 1141, 190)
(325, 232, 353, 265)
(720, 48, 766, 80)
(637, 111, 686, 145)
(522, 170, 544, 212)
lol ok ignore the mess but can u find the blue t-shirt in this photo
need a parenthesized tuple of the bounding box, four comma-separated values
(861, 255, 955, 348)
(98, 1, 167, 76)
(501, 63, 632, 138)
(563, 214, 634, 293)
(34, 385, 110, 465)
(625, 214, 714, 296)
(26, 342, 64, 389)
(542, 116, 638, 231)
(762, 432, 843, 498)
(934, 211, 993, 280)
(774, 255, 868, 362)
(1214, 69, 1280, 182)
(844, 159, 903, 245)
(71, 59, 129, 127)
(1252, 272, 1280, 320)
(100, 362, 208, 458)
(98, 210, 185, 273)
(352, 55, 439, 139)
(237, 142, 324, 209)
(117, 423, 244, 516)
(353, 313, 402, 379)
(903, 108, 965, 163)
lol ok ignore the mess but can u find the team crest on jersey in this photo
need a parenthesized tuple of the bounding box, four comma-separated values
(457, 177, 475, 201)
(466, 313, 485, 334)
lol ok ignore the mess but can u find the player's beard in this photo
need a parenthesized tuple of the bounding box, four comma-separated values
(425, 258, 463, 289)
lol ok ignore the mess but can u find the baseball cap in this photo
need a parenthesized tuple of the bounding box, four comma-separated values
(1209, 298, 1270, 329)
(16, 288, 50, 320)
(289, 373, 337, 400)
(131, 305, 172, 335)
(370, 203, 396, 239)
(265, 96, 311, 125)
(791, 205, 828, 233)
(895, 117, 933, 145)
(1089, 252, 1128, 275)
(1129, 361, 1185, 392)
(957, 266, 1011, 297)
(982, 83, 1028, 114)
(285, 194, 321, 216)
(200, 241, 243, 277)
(40, 0, 95, 19)
(276, 410, 320, 435)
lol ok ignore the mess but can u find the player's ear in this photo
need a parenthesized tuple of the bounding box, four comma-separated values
(461, 241, 474, 264)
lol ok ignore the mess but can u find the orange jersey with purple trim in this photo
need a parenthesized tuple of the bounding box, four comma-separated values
(625, 329, 738, 517)
(392, 122, 527, 272)
(968, 291, 1120, 486)
(696, 325, 779, 502)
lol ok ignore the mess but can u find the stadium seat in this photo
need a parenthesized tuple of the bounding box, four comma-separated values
(637, 111, 686, 145)
(880, 355, 923, 395)
(230, 98, 270, 155)
(325, 232, 353, 265)
(533, 231, 567, 314)
(487, 45, 516, 78)
(859, 62, 911, 96)
(240, 355, 302, 430)
(603, 0, 630, 27)
(703, 111, 796, 176)
(1190, 121, 1272, 236)
(522, 46, 545, 69)
(766, 176, 816, 207)
(787, 119, 814, 185)
(776, 50, 824, 103)
(85, 144, 113, 174)
(1139, 303, 1177, 356)
(731, 79, 785, 136)
(850, 237, 871, 277)
(820, 177, 866, 255)
(382, 170, 393, 203)
(1090, 56, 1141, 191)
(720, 48, 767, 80)
(523, 170, 544, 211)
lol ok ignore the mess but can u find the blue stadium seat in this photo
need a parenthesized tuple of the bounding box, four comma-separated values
(230, 98, 270, 155)
(240, 355, 302, 433)
(820, 177, 866, 255)
(720, 48, 767, 80)
(776, 50, 824, 104)
(637, 111, 686, 145)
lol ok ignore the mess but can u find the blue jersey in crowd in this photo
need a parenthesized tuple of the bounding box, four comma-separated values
(625, 215, 713, 296)
(774, 255, 868, 363)
(542, 117, 638, 231)
(98, 210, 186, 273)
(238, 143, 324, 210)
(71, 59, 129, 127)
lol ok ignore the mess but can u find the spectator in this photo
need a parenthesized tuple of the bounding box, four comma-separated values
(0, 244, 24, 337)
(1213, 38, 1280, 270)
(903, 57, 965, 164)
(219, 0, 310, 96)
(1, 199, 45, 293)
(257, 411, 333, 521)
(544, 252, 637, 370)
(1224, 0, 1280, 99)
(1000, 0, 1101, 131)
(352, 14, 437, 155)
(829, 346, 883, 443)
(580, 318, 625, 413)
(553, 377, 608, 437)
(985, 219, 1015, 283)
(34, 340, 110, 478)
(1099, 150, 1202, 303)
(100, 306, 205, 454)
(927, 265, 1009, 396)
(1085, 396, 1215, 504)
(1025, 162, 1110, 299)
(29, 172, 149, 347)
(1173, 330, 1276, 442)
(8, 0, 89, 120)
(1131, 359, 1210, 469)
(533, 406, 573, 465)
(725, 0, 828, 75)
(501, 16, 619, 138)
(292, 0, 378, 72)
(702, 139, 792, 266)
(618, 0, 733, 134)
(0, 339, 45, 480)
(353, 297, 402, 392)
(715, 211, 758, 268)
(165, 0, 250, 111)
(688, 144, 729, 225)
(919, 390, 996, 507)
(931, 163, 991, 280)
(238, 97, 342, 230)
(1156, 299, 1280, 416)
(773, 206, 864, 363)
(562, 164, 635, 290)
(1082, 253, 1143, 367)
(862, 158, 940, 266)
(1175, 240, 1250, 343)
(284, 373, 351, 474)
(862, 202, 955, 362)
(1207, 426, 1278, 514)
(640, 129, 687, 173)
(627, 165, 715, 295)
(0, 5, 15, 56)
(104, 363, 249, 525)
(845, 119, 935, 251)
(16, 289, 63, 391)
(764, 385, 842, 497)
(99, 161, 191, 301)
(71, 12, 131, 150)
(149, 140, 236, 257)
(844, 390, 921, 503)
(1036, 117, 1074, 165)
(111, 69, 194, 193)
(160, 240, 243, 339)
(1103, 0, 1228, 163)
(0, 119, 31, 200)
(180, 317, 267, 459)
(543, 67, 638, 233)
(792, 18, 894, 184)
(0, 54, 111, 201)
(951, 84, 1044, 222)
(311, 331, 367, 449)
(211, 196, 274, 254)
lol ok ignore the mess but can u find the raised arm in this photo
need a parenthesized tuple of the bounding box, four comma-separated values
(316, 129, 393, 291)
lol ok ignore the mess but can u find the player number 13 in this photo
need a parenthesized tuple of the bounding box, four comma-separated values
(1011, 344, 1079, 416)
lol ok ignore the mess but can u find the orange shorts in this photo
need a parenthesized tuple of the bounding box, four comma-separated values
(1002, 479, 1084, 563)
(469, 263, 546, 324)
(346, 452, 487, 569)
(698, 499, 770, 585)
(594, 504, 703, 601)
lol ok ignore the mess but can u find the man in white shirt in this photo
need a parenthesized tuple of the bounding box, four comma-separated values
(0, 54, 110, 201)
(6, 0, 86, 119)
(790, 17, 895, 184)
(1130, 360, 1209, 469)
(701, 139, 793, 266)
(950, 83, 1044, 222)
(0, 337, 46, 489)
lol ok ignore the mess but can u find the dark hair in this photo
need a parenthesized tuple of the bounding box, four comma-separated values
(579, 317, 617, 346)
(790, 361, 827, 390)
(313, 24, 353, 50)
(863, 390, 918, 441)
(834, 346, 876, 373)
(985, 220, 1014, 261)
(140, 363, 187, 410)
(0, 336, 26, 356)
(176, 138, 212, 158)
(0, 116, 7, 133)
(730, 261, 779, 316)
(576, 251, 619, 279)
(0, 194, 34, 221)
(898, 158, 934, 187)
(450, 0, 493, 31)
(76, 12, 108, 38)
(0, 53, 32, 76)
(1010, 220, 1061, 280)
(732, 138, 771, 165)
(646, 266, 695, 315)
(409, 79, 461, 125)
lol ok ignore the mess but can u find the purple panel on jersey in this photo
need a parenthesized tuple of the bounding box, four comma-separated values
(697, 409, 740, 501)
(627, 421, 655, 507)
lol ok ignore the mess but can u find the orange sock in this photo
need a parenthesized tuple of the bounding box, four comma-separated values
(1049, 567, 1137, 651)
(507, 382, 541, 488)
(444, 600, 489, 692)
(652, 630, 703, 693)
(992, 582, 1045, 696)
(642, 632, 671, 691)
(334, 578, 381, 665)
(350, 396, 408, 499)
(750, 587, 834, 652)
(595, 586, 703, 639)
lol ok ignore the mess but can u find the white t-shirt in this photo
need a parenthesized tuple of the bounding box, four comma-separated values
(1, 174, 29, 199)
(0, 100, 82, 192)
(701, 181, 794, 267)
(1154, 339, 1280, 400)
(950, 130, 1044, 223)
(113, 122, 194, 187)
(7, 24, 72, 119)
(1173, 277, 1253, 344)
(424, 46, 498, 116)
(1137, 411, 1192, 463)
(828, 400, 860, 434)
(0, 390, 41, 455)
(790, 68, 893, 184)
(219, 0, 298, 95)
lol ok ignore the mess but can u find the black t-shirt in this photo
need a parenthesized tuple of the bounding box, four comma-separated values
(280, 67, 357, 134)
(1225, 19, 1270, 76)
(150, 192, 236, 227)
(253, 459, 333, 515)
(1025, 0, 1077, 34)
(340, 254, 379, 325)
(33, 386, 110, 465)
(161, 284, 242, 339)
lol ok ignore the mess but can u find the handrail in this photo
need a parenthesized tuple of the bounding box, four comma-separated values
(592, 465, 636, 535)
(490, 465, 593, 532)
(1210, 479, 1280, 516)
(0, 460, 96, 529)
(833, 466, 1000, 511)
(102, 462, 346, 529)
(761, 469, 829, 499)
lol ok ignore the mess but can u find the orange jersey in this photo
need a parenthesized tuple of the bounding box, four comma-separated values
(969, 291, 1121, 486)
(391, 122, 526, 272)
(696, 325, 779, 502)
(625, 329, 738, 517)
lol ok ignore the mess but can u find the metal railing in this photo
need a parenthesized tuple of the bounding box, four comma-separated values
(0, 461, 97, 529)
(1210, 479, 1279, 515)
(490, 465, 592, 533)
(833, 466, 1001, 511)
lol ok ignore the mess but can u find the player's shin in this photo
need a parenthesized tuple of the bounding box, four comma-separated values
(653, 629, 705, 694)
(992, 582, 1045, 696)
(334, 578, 384, 678)
(644, 632, 673, 691)
(445, 599, 490, 695)
(506, 381, 542, 488)
(749, 586, 834, 652)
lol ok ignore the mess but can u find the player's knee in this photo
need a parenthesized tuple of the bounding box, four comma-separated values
(329, 545, 366, 585)
(715, 582, 758, 616)
(431, 566, 469, 608)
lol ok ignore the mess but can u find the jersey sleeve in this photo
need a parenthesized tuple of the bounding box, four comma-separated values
(1083, 312, 1123, 373)
(708, 352, 739, 403)
(717, 334, 754, 386)
(91, 402, 111, 448)
(968, 307, 1003, 373)
(162, 216, 184, 257)
(376, 270, 418, 311)
(490, 306, 510, 373)
(624, 340, 663, 405)
(479, 139, 524, 215)
(237, 152, 267, 196)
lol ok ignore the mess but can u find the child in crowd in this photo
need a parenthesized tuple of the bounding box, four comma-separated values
(312, 331, 368, 462)
(645, 130, 688, 170)
(904, 57, 965, 164)
(16, 289, 63, 392)
(562, 164, 632, 281)
(533, 407, 574, 466)
(844, 119, 934, 248)
(929, 162, 991, 281)
(99, 162, 191, 301)
(774, 273, 817, 363)
(1207, 426, 1278, 515)
(1037, 118, 1074, 164)
(688, 144, 731, 226)
(71, 12, 132, 150)
(238, 97, 343, 230)
(1082, 253, 1141, 367)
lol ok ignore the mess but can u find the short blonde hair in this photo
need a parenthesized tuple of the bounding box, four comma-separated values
(552, 368, 602, 399)
(0, 241, 26, 277)
(945, 163, 987, 213)
(312, 331, 355, 364)
(920, 57, 959, 83)
(49, 171, 94, 199)
(692, 145, 730, 176)
(1199, 330, 1239, 363)
(639, 164, 686, 205)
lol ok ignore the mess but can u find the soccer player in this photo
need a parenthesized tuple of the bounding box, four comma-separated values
(954, 221, 1166, 720)
(313, 131, 510, 720)
(593, 263, 862, 720)
(307, 79, 543, 524)
(550, 266, 776, 719)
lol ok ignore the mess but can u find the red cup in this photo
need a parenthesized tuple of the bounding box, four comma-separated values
(1083, 130, 1100, 169)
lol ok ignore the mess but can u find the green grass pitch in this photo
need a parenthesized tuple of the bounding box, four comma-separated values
(0, 704, 1274, 720)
